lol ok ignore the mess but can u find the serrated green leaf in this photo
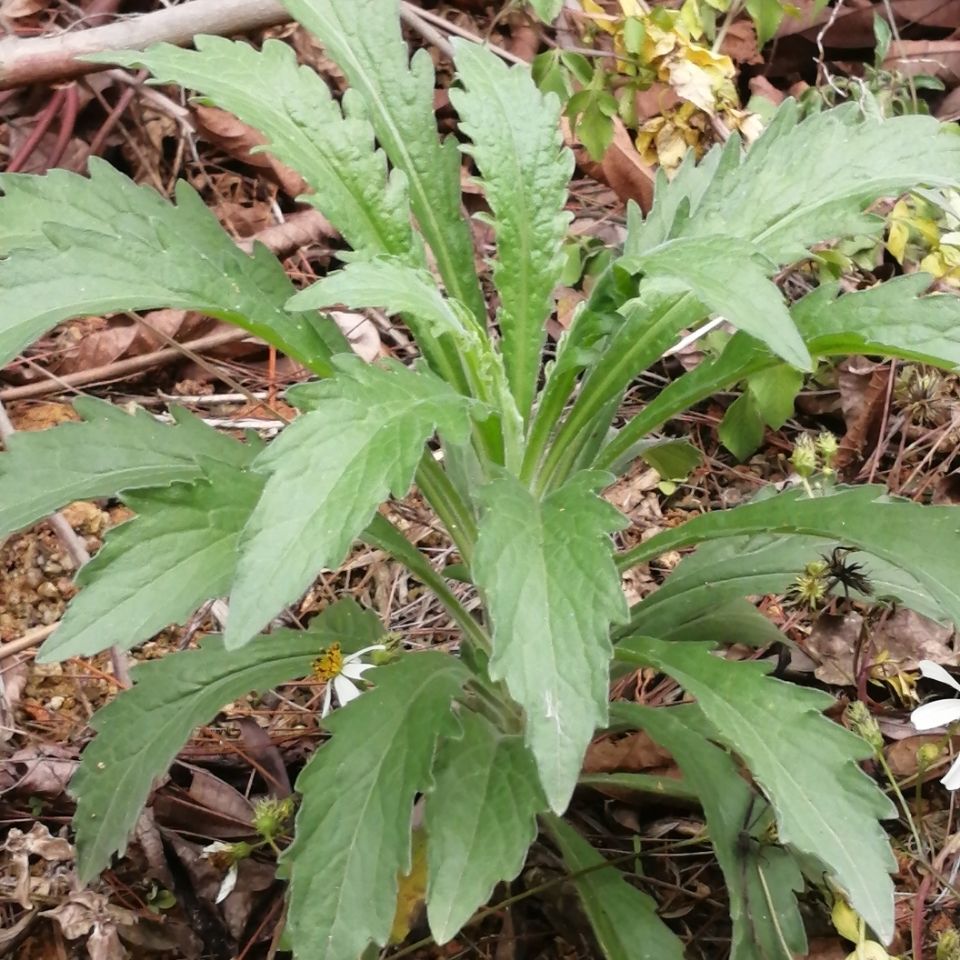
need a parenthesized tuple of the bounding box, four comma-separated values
(627, 532, 946, 639)
(288, 258, 471, 342)
(95, 38, 417, 262)
(627, 102, 960, 264)
(473, 472, 628, 812)
(450, 39, 573, 420)
(38, 463, 264, 663)
(227, 357, 472, 648)
(625, 238, 811, 370)
(425, 711, 545, 943)
(618, 485, 960, 630)
(546, 815, 685, 960)
(283, 652, 469, 960)
(597, 274, 960, 472)
(0, 161, 336, 371)
(717, 392, 765, 461)
(71, 599, 385, 884)
(616, 638, 896, 941)
(614, 702, 806, 960)
(282, 0, 485, 323)
(0, 398, 258, 538)
(794, 274, 960, 368)
(528, 0, 564, 22)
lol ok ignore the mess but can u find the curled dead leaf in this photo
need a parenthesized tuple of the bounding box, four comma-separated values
(194, 104, 308, 199)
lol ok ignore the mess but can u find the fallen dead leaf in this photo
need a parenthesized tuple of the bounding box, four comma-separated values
(194, 104, 308, 200)
(807, 607, 957, 686)
(778, 0, 960, 46)
(0, 744, 79, 795)
(52, 310, 215, 377)
(42, 891, 138, 960)
(7, 401, 78, 431)
(567, 117, 656, 212)
(836, 357, 891, 470)
(885, 732, 949, 777)
(801, 938, 849, 960)
(584, 729, 674, 774)
(720, 19, 763, 65)
(2, 823, 73, 909)
(749, 75, 787, 106)
(885, 39, 960, 85)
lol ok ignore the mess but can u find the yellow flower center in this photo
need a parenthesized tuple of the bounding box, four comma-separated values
(312, 643, 344, 682)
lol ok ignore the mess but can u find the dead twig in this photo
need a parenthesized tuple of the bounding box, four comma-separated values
(0, 328, 252, 402)
(0, 0, 528, 91)
(0, 0, 292, 90)
(0, 624, 56, 662)
(0, 209, 336, 403)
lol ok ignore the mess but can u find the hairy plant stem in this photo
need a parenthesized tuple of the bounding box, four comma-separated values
(520, 364, 580, 485)
(414, 451, 477, 564)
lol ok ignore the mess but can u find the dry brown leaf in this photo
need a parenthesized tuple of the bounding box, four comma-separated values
(806, 611, 863, 685)
(42, 891, 137, 960)
(836, 357, 891, 469)
(0, 656, 29, 743)
(237, 208, 337, 257)
(778, 0, 960, 46)
(807, 607, 957, 686)
(885, 39, 960, 84)
(52, 310, 215, 377)
(2, 823, 74, 909)
(233, 715, 292, 796)
(748, 75, 787, 106)
(0, 744, 78, 795)
(801, 938, 849, 960)
(187, 766, 255, 825)
(568, 117, 656, 212)
(194, 104, 308, 199)
(885, 732, 945, 776)
(720, 19, 763, 65)
(583, 729, 674, 774)
(550, 288, 585, 340)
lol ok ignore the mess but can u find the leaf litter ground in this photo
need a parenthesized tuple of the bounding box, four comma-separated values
(2, 0, 960, 957)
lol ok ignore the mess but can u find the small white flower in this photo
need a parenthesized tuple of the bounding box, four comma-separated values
(200, 841, 240, 903)
(910, 660, 960, 790)
(312, 643, 386, 717)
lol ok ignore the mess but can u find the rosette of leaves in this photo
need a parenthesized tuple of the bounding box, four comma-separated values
(2, 0, 960, 956)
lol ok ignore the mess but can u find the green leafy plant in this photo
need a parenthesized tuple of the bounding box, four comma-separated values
(2, 0, 960, 956)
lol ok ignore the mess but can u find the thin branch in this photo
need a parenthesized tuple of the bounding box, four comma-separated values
(0, 0, 292, 89)
(0, 0, 528, 91)
(0, 328, 252, 402)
